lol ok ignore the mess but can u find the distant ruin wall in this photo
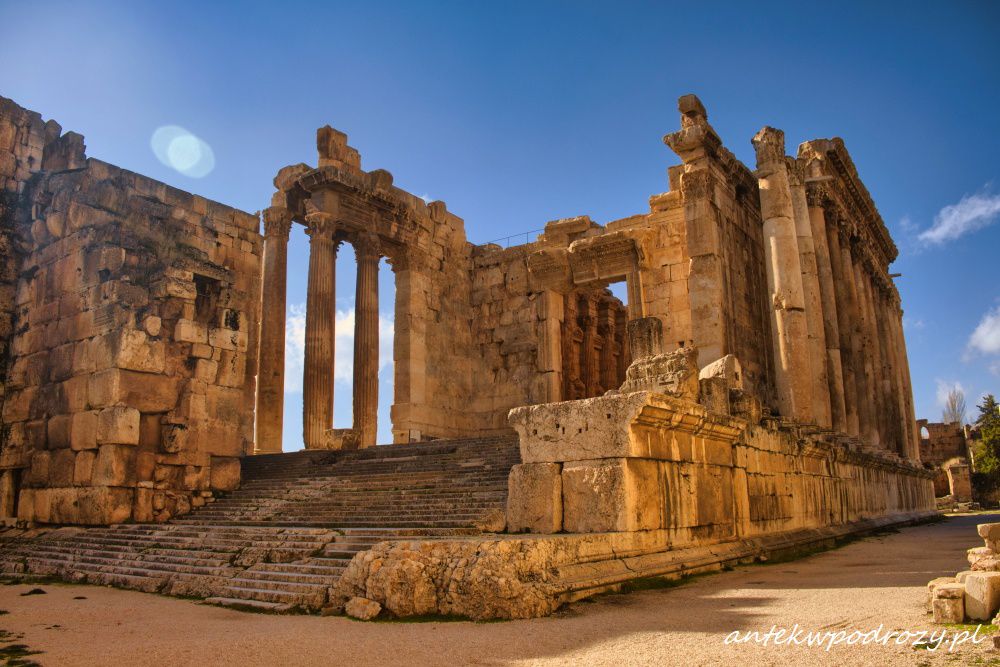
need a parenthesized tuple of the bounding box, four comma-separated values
(0, 97, 262, 524)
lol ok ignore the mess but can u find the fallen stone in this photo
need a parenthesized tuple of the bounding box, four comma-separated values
(933, 597, 965, 624)
(965, 572, 1000, 621)
(344, 596, 382, 621)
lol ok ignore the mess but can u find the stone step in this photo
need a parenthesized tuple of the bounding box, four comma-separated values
(204, 597, 294, 614)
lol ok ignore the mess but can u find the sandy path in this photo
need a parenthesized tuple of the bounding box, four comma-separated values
(1, 513, 997, 666)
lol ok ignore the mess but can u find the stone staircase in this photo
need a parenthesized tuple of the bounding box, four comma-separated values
(0, 435, 520, 612)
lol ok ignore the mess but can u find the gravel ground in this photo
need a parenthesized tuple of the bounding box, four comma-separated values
(1, 513, 998, 666)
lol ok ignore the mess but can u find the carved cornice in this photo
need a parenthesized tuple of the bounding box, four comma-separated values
(680, 169, 714, 201)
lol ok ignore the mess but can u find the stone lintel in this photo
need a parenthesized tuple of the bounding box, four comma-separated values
(508, 391, 746, 464)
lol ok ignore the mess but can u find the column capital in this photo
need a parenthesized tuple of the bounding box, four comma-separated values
(304, 212, 339, 241)
(751, 126, 786, 167)
(352, 231, 382, 261)
(262, 206, 293, 239)
(805, 182, 829, 208)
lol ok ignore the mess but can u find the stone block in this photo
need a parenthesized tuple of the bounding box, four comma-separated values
(97, 406, 140, 445)
(964, 572, 1000, 621)
(561, 458, 664, 533)
(345, 597, 382, 621)
(174, 319, 207, 344)
(507, 463, 562, 533)
(74, 450, 96, 485)
(49, 449, 76, 487)
(47, 486, 133, 525)
(209, 456, 241, 491)
(46, 414, 73, 449)
(932, 596, 965, 624)
(26, 450, 51, 486)
(91, 444, 136, 486)
(69, 411, 99, 450)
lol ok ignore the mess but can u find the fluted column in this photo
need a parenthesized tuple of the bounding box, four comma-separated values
(352, 233, 380, 448)
(807, 187, 847, 433)
(790, 166, 831, 428)
(840, 234, 874, 445)
(302, 213, 338, 450)
(824, 214, 859, 436)
(255, 207, 293, 454)
(752, 127, 812, 422)
(852, 258, 883, 448)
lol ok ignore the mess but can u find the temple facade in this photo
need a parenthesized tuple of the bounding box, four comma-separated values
(0, 93, 935, 617)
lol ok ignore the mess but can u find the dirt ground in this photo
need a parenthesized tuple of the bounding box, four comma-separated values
(1, 513, 998, 666)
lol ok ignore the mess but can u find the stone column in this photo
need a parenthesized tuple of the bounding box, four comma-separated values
(853, 259, 883, 449)
(254, 207, 293, 454)
(824, 213, 859, 437)
(807, 187, 847, 433)
(580, 295, 599, 396)
(790, 166, 831, 428)
(888, 293, 921, 460)
(873, 282, 904, 455)
(302, 213, 338, 450)
(352, 233, 380, 448)
(840, 234, 874, 445)
(752, 127, 812, 423)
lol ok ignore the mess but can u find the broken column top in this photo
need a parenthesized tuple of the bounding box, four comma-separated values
(751, 126, 786, 166)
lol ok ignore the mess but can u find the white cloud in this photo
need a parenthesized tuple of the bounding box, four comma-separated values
(990, 361, 1000, 377)
(284, 303, 394, 393)
(935, 379, 965, 408)
(918, 189, 1000, 245)
(968, 305, 1000, 357)
(419, 193, 432, 204)
(903, 316, 925, 331)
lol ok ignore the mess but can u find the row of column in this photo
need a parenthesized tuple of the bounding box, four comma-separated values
(752, 129, 918, 459)
(254, 207, 382, 453)
(562, 293, 629, 400)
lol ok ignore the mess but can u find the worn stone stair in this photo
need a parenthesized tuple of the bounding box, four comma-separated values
(0, 435, 520, 613)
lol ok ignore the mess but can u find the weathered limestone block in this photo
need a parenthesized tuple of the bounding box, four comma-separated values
(699, 377, 730, 415)
(344, 597, 382, 621)
(698, 354, 743, 390)
(18, 486, 133, 525)
(510, 391, 743, 465)
(964, 572, 1000, 621)
(620, 346, 700, 399)
(96, 406, 140, 445)
(69, 411, 98, 450)
(979, 523, 1000, 552)
(561, 458, 664, 533)
(507, 463, 562, 533)
(91, 444, 136, 486)
(933, 583, 966, 624)
(332, 539, 561, 620)
(927, 576, 957, 612)
(209, 457, 240, 491)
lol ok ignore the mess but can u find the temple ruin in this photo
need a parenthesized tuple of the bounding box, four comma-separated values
(0, 93, 935, 618)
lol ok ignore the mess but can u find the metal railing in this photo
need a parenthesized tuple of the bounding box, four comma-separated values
(482, 228, 545, 248)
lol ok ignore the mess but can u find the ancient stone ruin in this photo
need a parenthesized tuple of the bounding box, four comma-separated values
(918, 419, 973, 504)
(0, 93, 935, 618)
(927, 522, 1000, 624)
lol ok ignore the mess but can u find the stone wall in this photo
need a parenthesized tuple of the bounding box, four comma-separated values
(507, 359, 933, 543)
(0, 97, 262, 524)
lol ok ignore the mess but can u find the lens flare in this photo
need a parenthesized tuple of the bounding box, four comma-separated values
(151, 125, 215, 177)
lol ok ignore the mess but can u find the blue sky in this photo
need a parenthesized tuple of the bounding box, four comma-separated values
(2, 1, 998, 446)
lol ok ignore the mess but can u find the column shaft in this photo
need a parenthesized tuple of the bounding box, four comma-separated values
(808, 195, 847, 432)
(825, 217, 859, 436)
(753, 128, 812, 422)
(254, 208, 292, 454)
(302, 216, 337, 449)
(841, 235, 874, 445)
(352, 236, 380, 448)
(791, 174, 831, 428)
